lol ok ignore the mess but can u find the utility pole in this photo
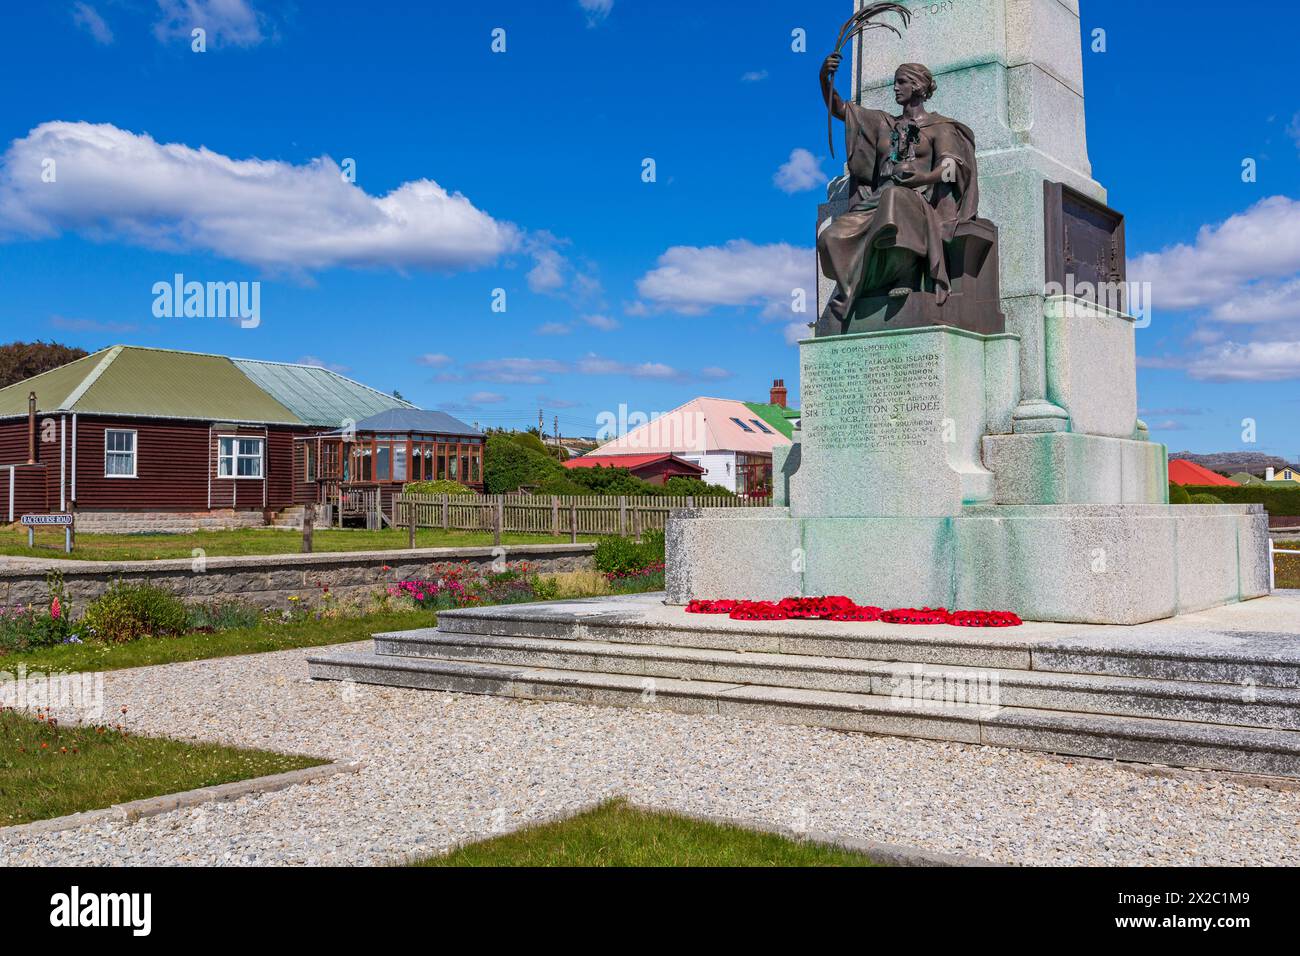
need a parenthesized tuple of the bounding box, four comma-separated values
(554, 415, 559, 443)
(538, 408, 544, 436)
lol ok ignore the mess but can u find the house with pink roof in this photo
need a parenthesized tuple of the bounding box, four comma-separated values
(586, 381, 799, 496)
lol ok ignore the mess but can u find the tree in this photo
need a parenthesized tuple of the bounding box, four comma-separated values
(0, 341, 89, 388)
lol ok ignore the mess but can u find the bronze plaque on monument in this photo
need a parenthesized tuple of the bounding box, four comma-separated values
(1044, 180, 1126, 301)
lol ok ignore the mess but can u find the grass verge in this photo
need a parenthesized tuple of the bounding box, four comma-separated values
(0, 610, 433, 675)
(1274, 545, 1300, 588)
(2, 527, 592, 562)
(0, 708, 325, 827)
(409, 799, 879, 867)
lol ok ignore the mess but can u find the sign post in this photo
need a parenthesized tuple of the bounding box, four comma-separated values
(20, 512, 75, 554)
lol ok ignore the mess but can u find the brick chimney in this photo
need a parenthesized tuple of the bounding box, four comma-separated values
(769, 378, 787, 408)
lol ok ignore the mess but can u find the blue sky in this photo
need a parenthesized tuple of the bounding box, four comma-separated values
(0, 1, 1298, 457)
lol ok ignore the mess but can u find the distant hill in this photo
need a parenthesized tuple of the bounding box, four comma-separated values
(1170, 451, 1294, 477)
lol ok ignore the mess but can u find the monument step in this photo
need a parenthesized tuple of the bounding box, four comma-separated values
(373, 631, 1300, 731)
(306, 650, 1300, 778)
(427, 598, 1300, 690)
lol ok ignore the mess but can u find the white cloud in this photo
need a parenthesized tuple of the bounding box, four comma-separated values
(72, 3, 114, 44)
(467, 358, 569, 384)
(741, 70, 769, 83)
(773, 148, 825, 194)
(1207, 277, 1300, 325)
(635, 239, 813, 315)
(1289, 112, 1300, 152)
(1129, 195, 1300, 311)
(583, 314, 619, 331)
(296, 354, 349, 373)
(536, 322, 572, 336)
(1187, 340, 1300, 382)
(154, 0, 267, 48)
(699, 366, 731, 380)
(578, 0, 613, 25)
(416, 353, 453, 367)
(466, 391, 505, 404)
(0, 121, 520, 274)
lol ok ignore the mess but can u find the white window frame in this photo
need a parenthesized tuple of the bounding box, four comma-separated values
(104, 428, 137, 478)
(218, 435, 265, 479)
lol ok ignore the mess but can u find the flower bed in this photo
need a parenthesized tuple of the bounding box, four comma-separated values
(686, 596, 1022, 627)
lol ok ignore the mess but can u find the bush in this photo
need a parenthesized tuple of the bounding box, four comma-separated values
(662, 476, 734, 498)
(1179, 484, 1300, 516)
(1188, 493, 1225, 505)
(186, 600, 262, 632)
(1168, 482, 1192, 504)
(594, 531, 664, 576)
(484, 434, 568, 493)
(403, 479, 474, 496)
(82, 582, 188, 644)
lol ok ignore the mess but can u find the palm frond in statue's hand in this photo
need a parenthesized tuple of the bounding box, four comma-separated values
(827, 3, 913, 157)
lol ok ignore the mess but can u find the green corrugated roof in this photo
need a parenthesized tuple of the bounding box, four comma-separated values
(744, 401, 801, 439)
(231, 358, 414, 428)
(0, 346, 370, 425)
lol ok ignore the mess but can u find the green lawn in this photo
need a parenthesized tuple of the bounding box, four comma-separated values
(2, 526, 592, 562)
(0, 707, 325, 827)
(410, 799, 880, 867)
(0, 609, 433, 675)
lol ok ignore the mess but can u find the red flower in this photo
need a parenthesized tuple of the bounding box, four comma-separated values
(684, 596, 1021, 627)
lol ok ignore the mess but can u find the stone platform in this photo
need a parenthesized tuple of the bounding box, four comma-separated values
(666, 504, 1270, 626)
(309, 591, 1300, 778)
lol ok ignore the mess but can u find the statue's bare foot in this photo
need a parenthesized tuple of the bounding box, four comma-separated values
(888, 287, 911, 299)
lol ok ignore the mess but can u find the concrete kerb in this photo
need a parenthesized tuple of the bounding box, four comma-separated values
(0, 759, 363, 839)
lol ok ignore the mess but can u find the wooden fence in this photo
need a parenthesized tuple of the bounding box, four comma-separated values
(394, 493, 766, 541)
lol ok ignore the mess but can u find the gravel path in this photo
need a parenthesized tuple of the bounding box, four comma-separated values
(3, 642, 1299, 866)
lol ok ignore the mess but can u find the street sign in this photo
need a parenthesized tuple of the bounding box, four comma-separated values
(20, 513, 74, 527)
(20, 512, 75, 553)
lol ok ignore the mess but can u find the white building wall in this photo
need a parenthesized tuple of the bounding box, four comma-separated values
(677, 452, 738, 493)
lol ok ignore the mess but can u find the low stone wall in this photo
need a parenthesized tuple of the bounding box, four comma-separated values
(70, 509, 272, 534)
(0, 544, 595, 615)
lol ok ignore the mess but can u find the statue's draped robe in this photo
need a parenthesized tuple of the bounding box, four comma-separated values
(818, 103, 979, 320)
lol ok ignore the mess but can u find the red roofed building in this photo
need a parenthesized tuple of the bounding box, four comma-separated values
(1168, 459, 1239, 487)
(563, 453, 705, 486)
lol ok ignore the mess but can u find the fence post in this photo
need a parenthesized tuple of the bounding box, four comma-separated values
(619, 497, 627, 537)
(552, 496, 560, 536)
(302, 502, 314, 553)
(442, 493, 449, 530)
(687, 495, 695, 509)
(570, 500, 578, 544)
(494, 496, 503, 547)
(408, 499, 417, 549)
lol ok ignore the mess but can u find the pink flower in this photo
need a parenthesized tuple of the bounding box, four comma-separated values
(51, 597, 61, 620)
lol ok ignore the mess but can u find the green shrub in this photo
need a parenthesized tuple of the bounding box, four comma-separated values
(186, 600, 262, 632)
(82, 582, 188, 644)
(1179, 484, 1300, 516)
(1188, 493, 1225, 505)
(403, 479, 474, 496)
(593, 531, 665, 576)
(662, 476, 735, 498)
(484, 433, 568, 493)
(1168, 482, 1191, 504)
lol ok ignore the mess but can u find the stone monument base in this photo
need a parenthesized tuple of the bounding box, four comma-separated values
(664, 504, 1270, 626)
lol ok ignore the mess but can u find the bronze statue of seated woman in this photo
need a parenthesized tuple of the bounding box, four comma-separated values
(816, 54, 1003, 337)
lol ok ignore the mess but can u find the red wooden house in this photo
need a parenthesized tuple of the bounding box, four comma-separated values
(0, 346, 477, 532)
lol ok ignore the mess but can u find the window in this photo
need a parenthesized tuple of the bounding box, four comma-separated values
(750, 419, 775, 435)
(304, 444, 316, 481)
(104, 429, 137, 477)
(730, 417, 755, 433)
(218, 436, 264, 478)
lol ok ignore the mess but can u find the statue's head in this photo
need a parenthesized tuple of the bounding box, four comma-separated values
(894, 63, 937, 104)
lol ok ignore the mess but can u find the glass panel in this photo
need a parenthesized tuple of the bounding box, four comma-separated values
(393, 445, 407, 481)
(376, 445, 391, 481)
(448, 452, 458, 480)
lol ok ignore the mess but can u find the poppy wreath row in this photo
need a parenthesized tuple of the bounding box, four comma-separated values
(685, 596, 1022, 628)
